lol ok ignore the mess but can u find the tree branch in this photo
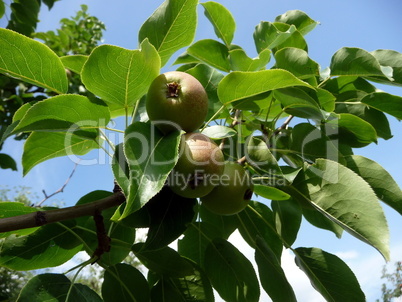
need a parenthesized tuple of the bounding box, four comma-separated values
(0, 191, 126, 233)
(37, 161, 80, 206)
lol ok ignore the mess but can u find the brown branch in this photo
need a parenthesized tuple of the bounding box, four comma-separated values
(0, 191, 126, 233)
(37, 161, 80, 206)
(92, 210, 111, 262)
(273, 115, 294, 136)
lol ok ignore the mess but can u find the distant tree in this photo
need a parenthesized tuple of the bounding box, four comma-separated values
(378, 261, 402, 302)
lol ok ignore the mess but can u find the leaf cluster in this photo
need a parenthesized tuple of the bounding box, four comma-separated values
(0, 1, 402, 301)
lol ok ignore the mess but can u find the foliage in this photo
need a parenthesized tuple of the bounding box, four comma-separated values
(0, 1, 402, 301)
(0, 3, 105, 170)
(378, 261, 402, 302)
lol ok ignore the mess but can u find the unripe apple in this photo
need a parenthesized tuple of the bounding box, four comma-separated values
(201, 161, 254, 215)
(169, 132, 225, 198)
(146, 71, 208, 134)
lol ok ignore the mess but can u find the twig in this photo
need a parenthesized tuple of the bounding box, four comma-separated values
(37, 161, 80, 206)
(91, 210, 111, 262)
(219, 109, 242, 150)
(273, 115, 294, 136)
(0, 191, 126, 233)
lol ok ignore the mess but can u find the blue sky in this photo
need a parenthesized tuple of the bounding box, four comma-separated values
(1, 1, 402, 301)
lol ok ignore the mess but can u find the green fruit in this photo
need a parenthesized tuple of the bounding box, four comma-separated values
(146, 71, 208, 134)
(169, 132, 225, 198)
(201, 161, 254, 215)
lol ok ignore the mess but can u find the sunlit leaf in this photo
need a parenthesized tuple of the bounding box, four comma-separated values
(361, 92, 402, 120)
(229, 46, 271, 71)
(330, 47, 391, 80)
(0, 28, 68, 93)
(254, 184, 290, 200)
(202, 1, 235, 46)
(292, 159, 390, 260)
(371, 49, 402, 86)
(274, 87, 324, 119)
(275, 10, 318, 35)
(22, 132, 99, 175)
(139, 0, 197, 66)
(60, 55, 87, 74)
(345, 155, 402, 215)
(218, 69, 313, 105)
(12, 94, 110, 134)
(187, 39, 230, 72)
(116, 122, 181, 220)
(202, 125, 237, 139)
(274, 47, 319, 79)
(81, 40, 160, 110)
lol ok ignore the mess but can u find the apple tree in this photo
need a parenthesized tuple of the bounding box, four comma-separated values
(1, 1, 402, 301)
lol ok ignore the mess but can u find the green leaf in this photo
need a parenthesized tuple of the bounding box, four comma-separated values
(18, 273, 102, 302)
(255, 237, 297, 302)
(202, 1, 235, 46)
(0, 153, 17, 171)
(0, 28, 68, 94)
(272, 198, 302, 246)
(111, 143, 130, 197)
(22, 132, 99, 175)
(133, 243, 194, 278)
(361, 92, 402, 120)
(0, 202, 39, 238)
(371, 49, 402, 86)
(102, 264, 149, 302)
(345, 155, 402, 216)
(246, 136, 282, 175)
(229, 47, 271, 71)
(81, 40, 160, 110)
(293, 159, 390, 260)
(335, 97, 392, 140)
(138, 0, 197, 66)
(178, 221, 222, 268)
(184, 63, 227, 120)
(254, 184, 290, 200)
(294, 247, 365, 302)
(327, 113, 378, 147)
(60, 55, 88, 74)
(173, 52, 202, 65)
(253, 22, 307, 54)
(0, 221, 83, 270)
(12, 94, 110, 133)
(330, 47, 391, 79)
(202, 125, 237, 139)
(75, 191, 135, 266)
(204, 238, 260, 302)
(274, 47, 319, 79)
(118, 122, 181, 220)
(237, 201, 283, 259)
(187, 39, 230, 72)
(142, 187, 196, 250)
(274, 87, 324, 120)
(0, 0, 5, 18)
(275, 10, 318, 35)
(218, 69, 313, 105)
(288, 123, 349, 165)
(8, 0, 40, 36)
